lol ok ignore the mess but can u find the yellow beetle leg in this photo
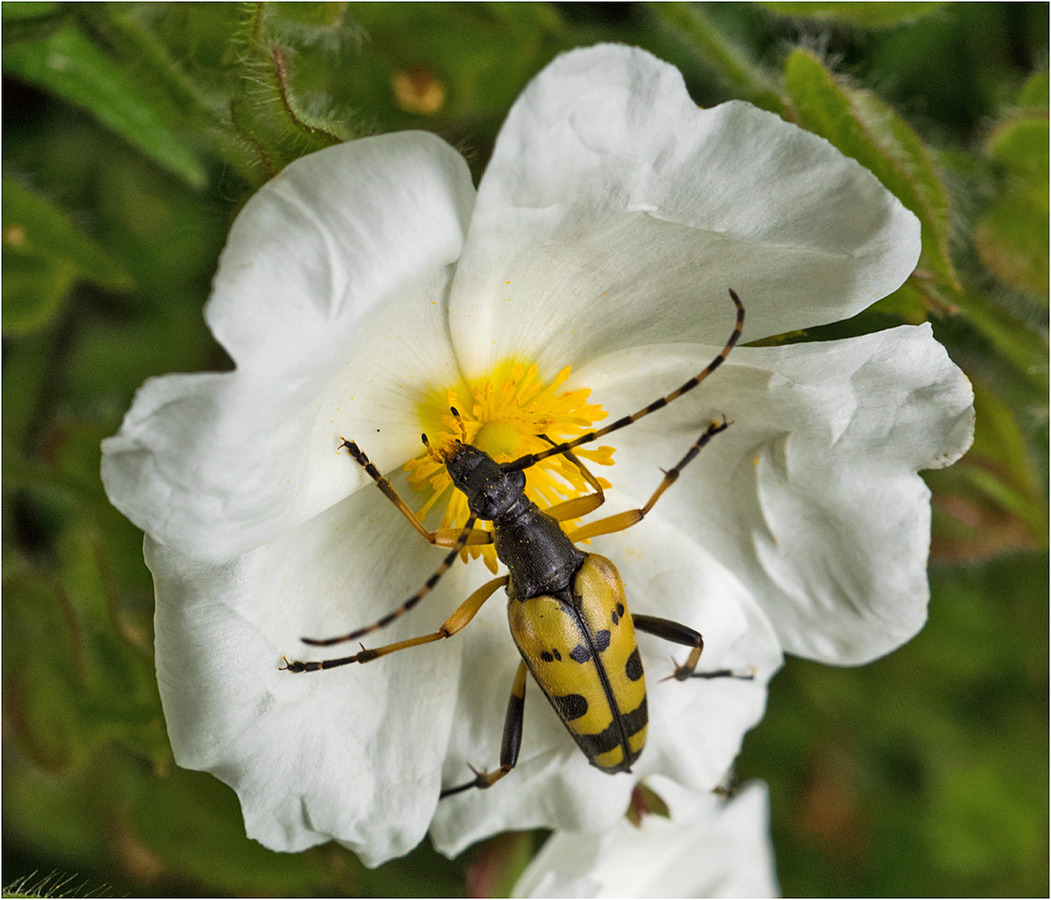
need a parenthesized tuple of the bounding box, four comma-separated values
(431, 526, 493, 547)
(283, 575, 507, 672)
(544, 493, 605, 523)
(565, 508, 642, 543)
(632, 614, 755, 683)
(441, 659, 528, 798)
(538, 435, 607, 523)
(565, 417, 731, 543)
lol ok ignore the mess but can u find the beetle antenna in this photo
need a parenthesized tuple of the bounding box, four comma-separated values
(503, 289, 744, 473)
(421, 432, 444, 464)
(449, 406, 468, 442)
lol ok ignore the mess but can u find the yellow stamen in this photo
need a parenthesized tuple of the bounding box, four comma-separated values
(404, 360, 615, 572)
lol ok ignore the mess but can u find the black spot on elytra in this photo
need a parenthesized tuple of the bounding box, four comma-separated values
(553, 648, 562, 661)
(595, 629, 611, 652)
(553, 692, 588, 721)
(626, 648, 643, 682)
(570, 644, 591, 664)
(540, 651, 553, 663)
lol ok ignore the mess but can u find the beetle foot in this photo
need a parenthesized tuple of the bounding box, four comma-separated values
(439, 764, 491, 799)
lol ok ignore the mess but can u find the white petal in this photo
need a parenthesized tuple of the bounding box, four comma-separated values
(429, 515, 781, 858)
(573, 323, 974, 665)
(150, 477, 483, 867)
(511, 779, 779, 898)
(102, 132, 475, 562)
(448, 44, 919, 377)
(205, 133, 472, 377)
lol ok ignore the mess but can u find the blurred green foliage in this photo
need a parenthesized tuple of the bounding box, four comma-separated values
(3, 3, 1046, 896)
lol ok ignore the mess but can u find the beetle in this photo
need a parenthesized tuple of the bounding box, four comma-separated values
(283, 289, 749, 796)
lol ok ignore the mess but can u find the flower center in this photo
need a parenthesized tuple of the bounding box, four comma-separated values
(404, 360, 615, 571)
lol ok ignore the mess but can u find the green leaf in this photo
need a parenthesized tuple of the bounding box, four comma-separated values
(1013, 71, 1046, 110)
(132, 768, 354, 895)
(762, 2, 947, 28)
(2, 755, 112, 871)
(872, 278, 940, 324)
(3, 23, 208, 187)
(2, 568, 97, 772)
(987, 111, 1050, 176)
(1, 251, 75, 334)
(2, 178, 132, 334)
(1, 2, 61, 23)
(1016, 71, 1049, 110)
(0, 2, 71, 43)
(950, 288, 1049, 389)
(784, 49, 960, 295)
(3, 177, 131, 289)
(55, 524, 167, 752)
(975, 109, 1049, 297)
(1, 331, 59, 452)
(653, 2, 786, 113)
(927, 378, 1047, 560)
(974, 191, 1049, 298)
(2, 477, 168, 771)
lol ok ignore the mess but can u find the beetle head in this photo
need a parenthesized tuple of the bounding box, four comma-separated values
(443, 442, 526, 521)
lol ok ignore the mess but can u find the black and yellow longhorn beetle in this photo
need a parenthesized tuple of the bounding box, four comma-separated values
(284, 289, 750, 797)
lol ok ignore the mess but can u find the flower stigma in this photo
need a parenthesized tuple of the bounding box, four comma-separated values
(404, 360, 616, 571)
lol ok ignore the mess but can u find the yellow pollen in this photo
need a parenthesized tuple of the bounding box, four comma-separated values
(404, 360, 615, 572)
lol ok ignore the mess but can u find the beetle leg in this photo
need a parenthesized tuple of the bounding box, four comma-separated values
(440, 659, 528, 798)
(544, 493, 606, 522)
(564, 417, 730, 543)
(632, 614, 704, 679)
(341, 438, 492, 548)
(531, 435, 607, 523)
(283, 575, 508, 671)
(631, 614, 754, 682)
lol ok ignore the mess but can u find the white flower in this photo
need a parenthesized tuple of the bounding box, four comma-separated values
(511, 778, 780, 898)
(101, 44, 974, 867)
